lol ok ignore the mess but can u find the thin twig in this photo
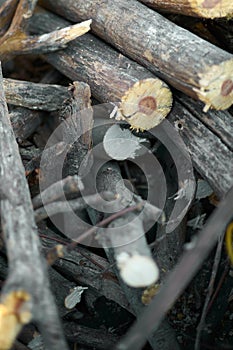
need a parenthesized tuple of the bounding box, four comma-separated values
(34, 191, 115, 222)
(114, 185, 233, 350)
(194, 231, 225, 350)
(46, 203, 142, 265)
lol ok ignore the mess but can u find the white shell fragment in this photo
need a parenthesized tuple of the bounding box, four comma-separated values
(103, 124, 149, 160)
(64, 286, 88, 309)
(117, 253, 159, 288)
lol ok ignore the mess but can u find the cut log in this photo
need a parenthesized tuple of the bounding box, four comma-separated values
(30, 9, 172, 131)
(139, 0, 233, 19)
(41, 0, 233, 111)
(0, 0, 92, 61)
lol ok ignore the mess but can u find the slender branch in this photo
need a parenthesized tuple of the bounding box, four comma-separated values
(194, 231, 225, 350)
(34, 191, 115, 223)
(0, 0, 18, 36)
(114, 185, 233, 350)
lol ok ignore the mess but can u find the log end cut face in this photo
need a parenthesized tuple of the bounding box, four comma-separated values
(194, 0, 233, 18)
(195, 60, 233, 111)
(0, 290, 32, 350)
(115, 78, 173, 131)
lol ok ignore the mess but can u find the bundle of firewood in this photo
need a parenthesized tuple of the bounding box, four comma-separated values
(0, 1, 233, 350)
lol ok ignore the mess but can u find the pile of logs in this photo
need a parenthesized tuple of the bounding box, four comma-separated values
(0, 1, 233, 350)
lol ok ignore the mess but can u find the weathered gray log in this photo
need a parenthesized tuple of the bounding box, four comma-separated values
(40, 0, 233, 111)
(29, 8, 172, 131)
(0, 0, 18, 36)
(176, 94, 233, 152)
(3, 78, 72, 111)
(168, 100, 233, 197)
(0, 63, 68, 350)
(29, 9, 233, 196)
(114, 184, 233, 350)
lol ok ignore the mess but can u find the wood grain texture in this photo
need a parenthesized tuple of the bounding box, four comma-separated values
(40, 0, 233, 111)
(30, 9, 172, 131)
(0, 63, 68, 350)
(4, 78, 72, 111)
(140, 0, 233, 18)
(31, 9, 233, 196)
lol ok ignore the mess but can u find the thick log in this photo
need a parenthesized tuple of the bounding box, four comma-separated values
(30, 9, 172, 131)
(30, 9, 233, 196)
(0, 63, 68, 350)
(139, 0, 233, 19)
(40, 0, 233, 111)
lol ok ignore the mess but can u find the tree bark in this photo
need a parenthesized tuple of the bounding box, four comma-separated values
(30, 8, 172, 131)
(40, 0, 233, 111)
(139, 0, 233, 19)
(0, 63, 68, 350)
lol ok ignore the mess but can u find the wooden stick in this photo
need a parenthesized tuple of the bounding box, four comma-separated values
(10, 107, 44, 140)
(0, 2, 91, 61)
(39, 227, 131, 312)
(114, 184, 233, 350)
(0, 63, 68, 350)
(0, 0, 18, 36)
(87, 163, 180, 350)
(139, 0, 233, 19)
(41, 0, 233, 111)
(3, 78, 72, 111)
(168, 99, 233, 196)
(30, 9, 172, 131)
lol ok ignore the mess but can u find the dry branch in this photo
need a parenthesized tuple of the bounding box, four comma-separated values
(39, 226, 131, 312)
(10, 107, 44, 140)
(41, 0, 233, 111)
(30, 9, 172, 131)
(0, 0, 18, 36)
(114, 184, 233, 350)
(32, 175, 83, 209)
(3, 78, 72, 111)
(30, 8, 233, 196)
(87, 162, 180, 350)
(168, 99, 233, 196)
(0, 0, 91, 61)
(0, 63, 68, 350)
(139, 0, 233, 19)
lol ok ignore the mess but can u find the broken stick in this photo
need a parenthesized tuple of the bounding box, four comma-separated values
(0, 0, 91, 60)
(41, 0, 233, 111)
